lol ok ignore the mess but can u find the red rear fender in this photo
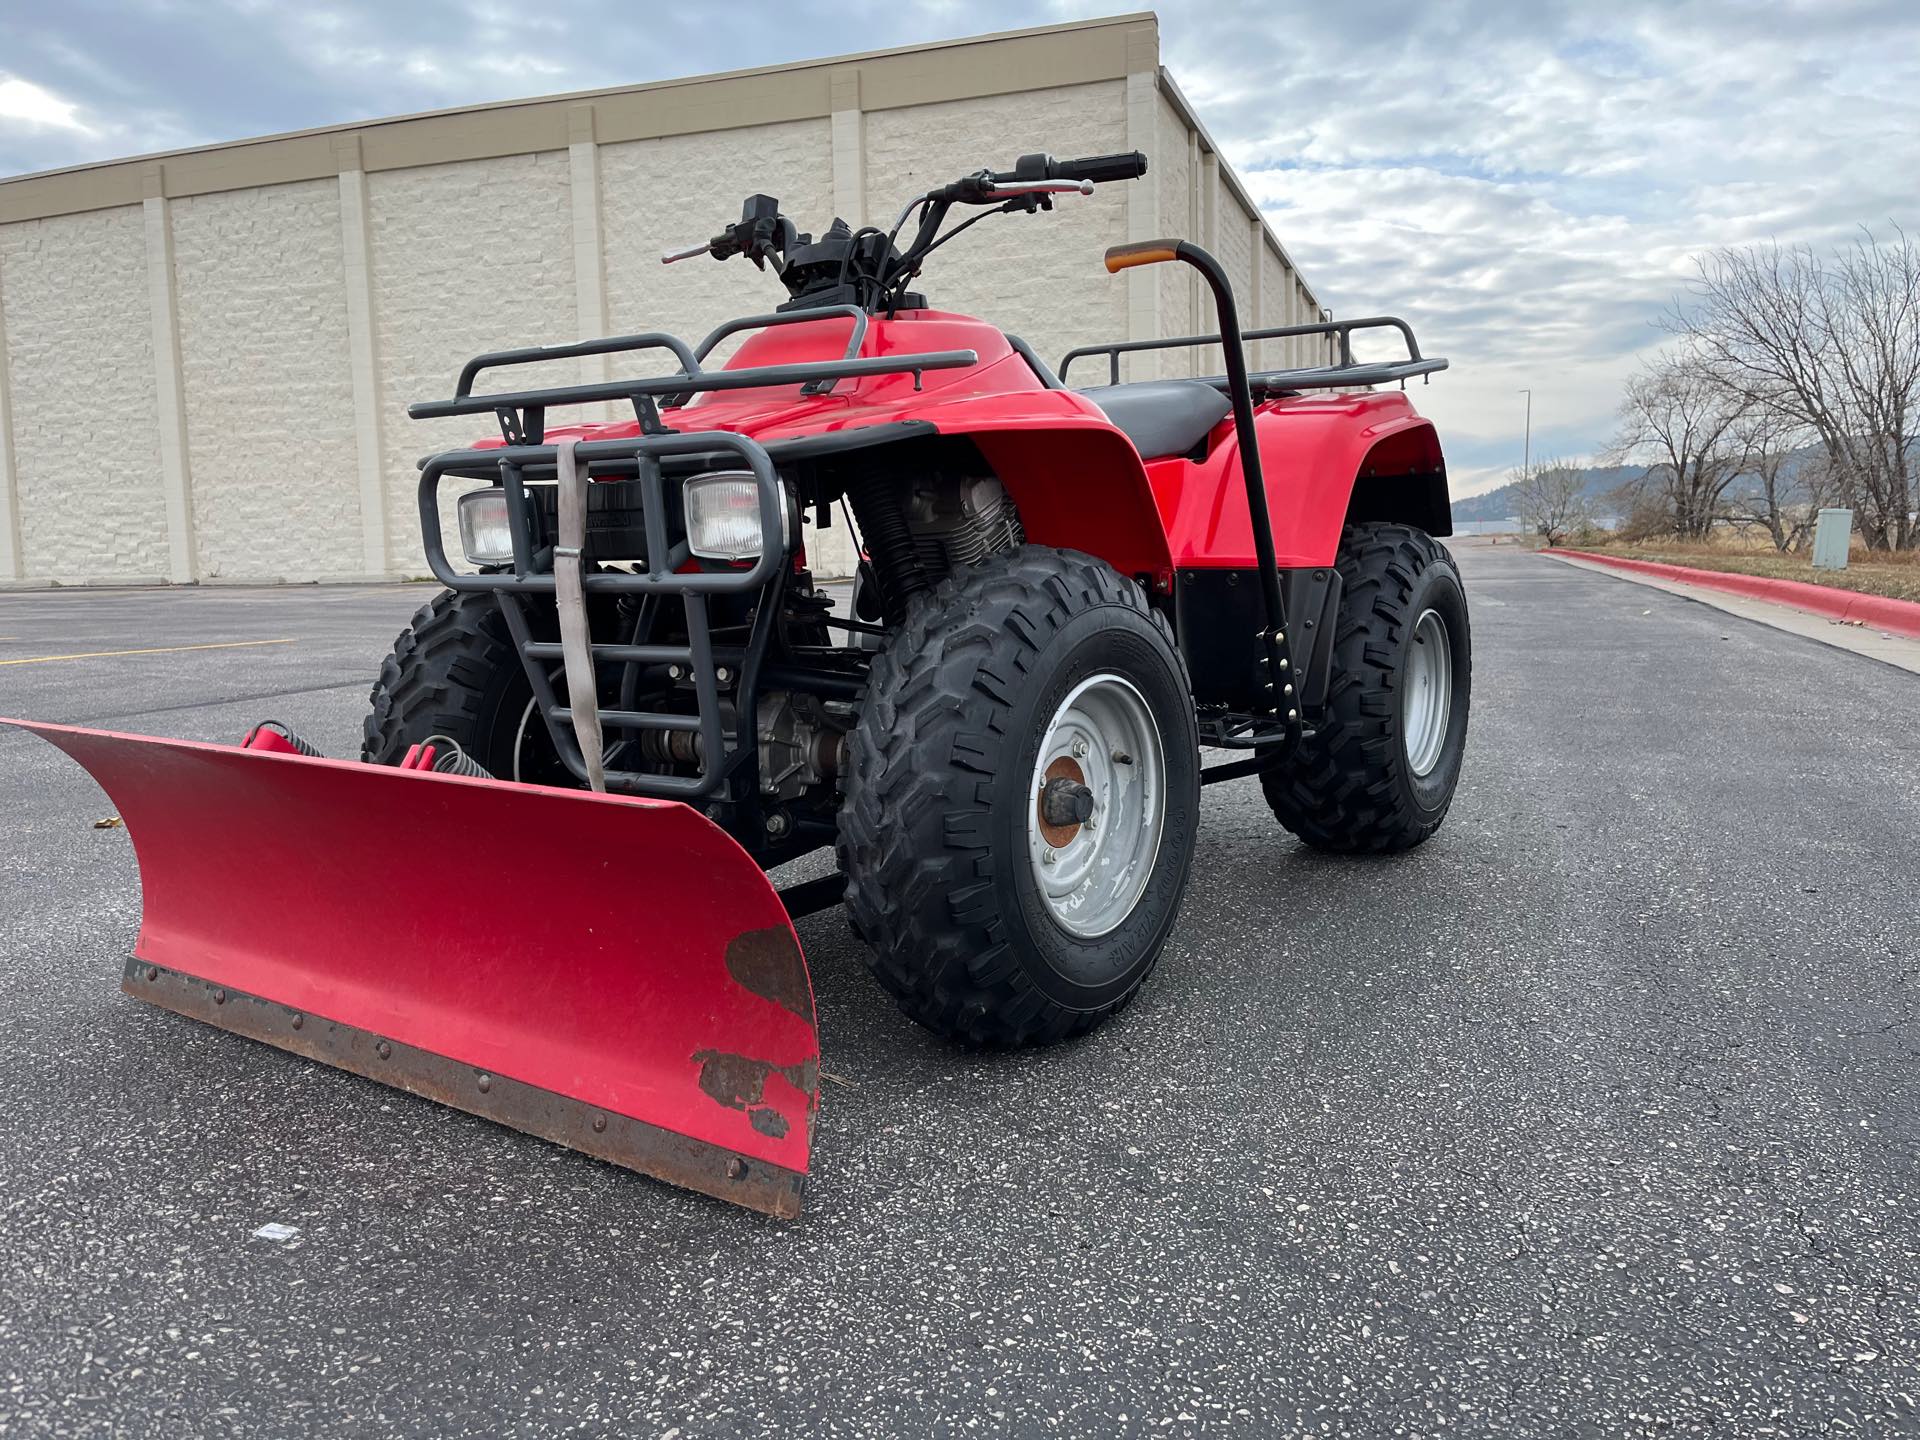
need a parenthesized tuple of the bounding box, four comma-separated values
(1151, 391, 1450, 568)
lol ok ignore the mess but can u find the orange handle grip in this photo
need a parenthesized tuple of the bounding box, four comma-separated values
(1104, 240, 1182, 273)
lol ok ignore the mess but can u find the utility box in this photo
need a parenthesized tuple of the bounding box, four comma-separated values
(1811, 508, 1853, 569)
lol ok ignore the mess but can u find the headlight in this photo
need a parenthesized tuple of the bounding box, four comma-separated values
(457, 488, 515, 566)
(683, 471, 787, 563)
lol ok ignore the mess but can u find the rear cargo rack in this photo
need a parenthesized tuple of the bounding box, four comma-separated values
(1057, 315, 1446, 392)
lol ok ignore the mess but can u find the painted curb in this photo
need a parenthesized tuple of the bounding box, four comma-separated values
(1553, 550, 1920, 640)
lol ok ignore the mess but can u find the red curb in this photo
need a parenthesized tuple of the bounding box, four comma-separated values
(1552, 549, 1920, 640)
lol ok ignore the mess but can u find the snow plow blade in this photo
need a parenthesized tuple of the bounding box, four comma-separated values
(7, 717, 819, 1218)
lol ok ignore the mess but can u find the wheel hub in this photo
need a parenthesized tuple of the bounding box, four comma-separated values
(1036, 759, 1094, 844)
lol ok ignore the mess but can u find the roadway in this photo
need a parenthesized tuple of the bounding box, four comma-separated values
(1, 539, 1915, 1435)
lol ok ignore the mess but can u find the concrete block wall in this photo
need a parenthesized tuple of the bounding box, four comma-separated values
(171, 180, 360, 580)
(601, 119, 835, 362)
(369, 150, 579, 574)
(0, 16, 1326, 586)
(863, 83, 1131, 366)
(1153, 94, 1196, 379)
(0, 206, 169, 582)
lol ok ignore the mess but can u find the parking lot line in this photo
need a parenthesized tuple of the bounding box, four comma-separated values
(0, 638, 296, 667)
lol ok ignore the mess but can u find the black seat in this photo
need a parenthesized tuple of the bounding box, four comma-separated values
(1080, 380, 1232, 460)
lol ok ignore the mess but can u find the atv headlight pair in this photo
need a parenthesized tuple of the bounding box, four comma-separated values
(458, 472, 786, 568)
(683, 471, 788, 563)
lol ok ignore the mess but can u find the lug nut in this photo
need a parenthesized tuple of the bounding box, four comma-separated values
(667, 664, 682, 680)
(1072, 738, 1089, 758)
(716, 666, 733, 685)
(1042, 850, 1058, 866)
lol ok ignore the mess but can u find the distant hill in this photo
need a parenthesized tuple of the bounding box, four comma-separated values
(1450, 466, 1639, 524)
(1448, 450, 1843, 525)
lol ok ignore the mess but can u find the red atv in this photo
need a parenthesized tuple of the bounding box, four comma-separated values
(10, 151, 1467, 1216)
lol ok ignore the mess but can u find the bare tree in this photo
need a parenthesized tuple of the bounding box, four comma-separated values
(1606, 358, 1748, 539)
(1669, 226, 1919, 549)
(1722, 407, 1821, 552)
(1603, 470, 1674, 542)
(1513, 458, 1589, 546)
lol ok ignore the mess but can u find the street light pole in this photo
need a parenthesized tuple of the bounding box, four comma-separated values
(1519, 388, 1532, 476)
(1520, 385, 1536, 476)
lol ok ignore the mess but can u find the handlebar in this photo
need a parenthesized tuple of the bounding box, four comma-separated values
(657, 152, 1151, 308)
(923, 151, 1149, 207)
(1028, 151, 1149, 185)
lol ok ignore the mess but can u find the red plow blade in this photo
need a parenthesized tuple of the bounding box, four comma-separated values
(8, 718, 819, 1217)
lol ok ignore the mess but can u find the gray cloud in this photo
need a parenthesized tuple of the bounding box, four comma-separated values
(1, 0, 1913, 492)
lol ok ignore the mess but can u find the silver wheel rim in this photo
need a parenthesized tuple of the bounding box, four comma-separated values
(1025, 673, 1166, 939)
(1403, 608, 1453, 777)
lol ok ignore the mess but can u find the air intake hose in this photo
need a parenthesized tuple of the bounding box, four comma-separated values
(843, 471, 928, 627)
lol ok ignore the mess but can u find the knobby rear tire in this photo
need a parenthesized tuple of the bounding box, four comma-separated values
(837, 545, 1201, 1048)
(1262, 522, 1471, 852)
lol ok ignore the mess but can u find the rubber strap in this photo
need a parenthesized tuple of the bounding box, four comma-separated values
(552, 441, 607, 792)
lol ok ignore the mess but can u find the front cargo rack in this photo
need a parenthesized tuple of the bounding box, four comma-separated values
(1057, 315, 1446, 393)
(411, 316, 978, 810)
(410, 304, 976, 446)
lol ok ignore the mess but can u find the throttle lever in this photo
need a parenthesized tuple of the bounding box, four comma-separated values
(661, 240, 713, 265)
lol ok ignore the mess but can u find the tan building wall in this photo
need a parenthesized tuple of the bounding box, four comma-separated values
(0, 13, 1325, 586)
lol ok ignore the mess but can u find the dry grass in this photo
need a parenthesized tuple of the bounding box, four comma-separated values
(1572, 535, 1920, 604)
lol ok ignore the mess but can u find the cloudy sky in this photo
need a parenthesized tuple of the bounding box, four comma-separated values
(3, 0, 1915, 494)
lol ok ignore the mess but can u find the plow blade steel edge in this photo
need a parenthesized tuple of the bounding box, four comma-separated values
(7, 718, 819, 1218)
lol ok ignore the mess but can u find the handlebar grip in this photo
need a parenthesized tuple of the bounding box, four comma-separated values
(1054, 151, 1149, 184)
(1104, 239, 1183, 273)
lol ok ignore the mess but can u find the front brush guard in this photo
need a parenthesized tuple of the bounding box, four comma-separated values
(7, 717, 820, 1217)
(418, 429, 789, 802)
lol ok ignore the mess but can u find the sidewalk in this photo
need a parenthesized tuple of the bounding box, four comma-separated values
(1546, 548, 1920, 676)
(1554, 549, 1920, 639)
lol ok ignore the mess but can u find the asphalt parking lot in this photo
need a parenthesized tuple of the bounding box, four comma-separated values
(2, 539, 1917, 1437)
